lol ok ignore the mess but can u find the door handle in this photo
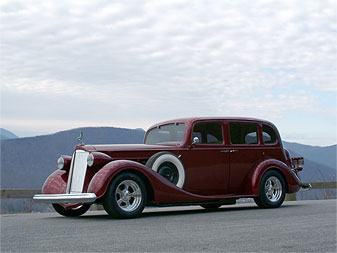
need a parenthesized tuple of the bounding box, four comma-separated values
(221, 149, 238, 153)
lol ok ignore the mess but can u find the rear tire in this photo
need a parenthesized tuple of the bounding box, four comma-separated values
(103, 172, 147, 219)
(52, 203, 90, 217)
(254, 170, 286, 208)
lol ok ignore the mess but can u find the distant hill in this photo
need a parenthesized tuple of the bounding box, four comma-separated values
(285, 149, 336, 182)
(0, 128, 18, 140)
(283, 141, 336, 170)
(1, 127, 145, 189)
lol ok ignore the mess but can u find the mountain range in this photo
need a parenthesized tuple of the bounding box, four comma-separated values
(1, 127, 145, 189)
(1, 127, 336, 190)
(0, 128, 18, 140)
(0, 126, 336, 213)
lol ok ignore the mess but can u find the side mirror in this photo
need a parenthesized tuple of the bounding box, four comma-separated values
(192, 137, 200, 145)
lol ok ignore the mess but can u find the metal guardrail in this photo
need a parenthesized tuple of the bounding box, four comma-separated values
(1, 190, 41, 199)
(310, 182, 337, 189)
(1, 182, 336, 199)
(285, 181, 337, 201)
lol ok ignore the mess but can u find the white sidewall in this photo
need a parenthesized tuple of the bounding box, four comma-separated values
(151, 154, 185, 188)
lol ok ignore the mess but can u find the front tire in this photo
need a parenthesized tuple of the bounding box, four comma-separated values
(52, 203, 91, 217)
(103, 173, 147, 219)
(254, 170, 286, 208)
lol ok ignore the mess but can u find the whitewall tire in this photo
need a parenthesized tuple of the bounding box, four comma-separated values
(146, 152, 185, 188)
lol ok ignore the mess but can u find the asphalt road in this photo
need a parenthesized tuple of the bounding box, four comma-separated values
(1, 200, 336, 252)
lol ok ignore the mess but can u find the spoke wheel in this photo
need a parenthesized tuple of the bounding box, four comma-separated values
(254, 170, 286, 208)
(103, 173, 147, 219)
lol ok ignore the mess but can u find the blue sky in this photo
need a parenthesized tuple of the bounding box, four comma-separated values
(1, 0, 336, 146)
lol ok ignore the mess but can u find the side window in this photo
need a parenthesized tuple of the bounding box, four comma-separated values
(262, 125, 277, 144)
(192, 122, 223, 144)
(230, 122, 258, 144)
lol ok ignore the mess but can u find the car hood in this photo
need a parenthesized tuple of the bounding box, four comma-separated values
(78, 144, 180, 153)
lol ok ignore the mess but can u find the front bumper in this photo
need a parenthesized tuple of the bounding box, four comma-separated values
(33, 193, 97, 204)
(300, 183, 312, 191)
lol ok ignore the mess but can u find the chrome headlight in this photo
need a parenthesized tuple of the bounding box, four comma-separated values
(57, 156, 65, 170)
(87, 153, 94, 167)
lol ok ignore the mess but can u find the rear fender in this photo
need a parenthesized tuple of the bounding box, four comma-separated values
(246, 159, 301, 195)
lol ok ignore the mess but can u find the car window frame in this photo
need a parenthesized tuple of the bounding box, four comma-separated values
(261, 123, 279, 146)
(144, 122, 187, 145)
(190, 120, 226, 147)
(228, 121, 261, 146)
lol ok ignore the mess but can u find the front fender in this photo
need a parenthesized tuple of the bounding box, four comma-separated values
(246, 159, 301, 195)
(41, 169, 81, 210)
(42, 169, 68, 194)
(87, 160, 215, 204)
(87, 160, 156, 199)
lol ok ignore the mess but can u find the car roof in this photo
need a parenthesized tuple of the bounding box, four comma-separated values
(148, 117, 275, 130)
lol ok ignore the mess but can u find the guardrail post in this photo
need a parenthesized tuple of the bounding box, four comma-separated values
(285, 193, 297, 201)
(91, 204, 104, 211)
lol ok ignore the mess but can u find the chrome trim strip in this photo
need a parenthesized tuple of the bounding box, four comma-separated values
(33, 193, 97, 203)
(70, 150, 89, 193)
(66, 152, 75, 194)
(66, 150, 89, 194)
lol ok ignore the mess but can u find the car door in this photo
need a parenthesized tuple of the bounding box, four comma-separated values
(180, 121, 230, 195)
(227, 121, 263, 194)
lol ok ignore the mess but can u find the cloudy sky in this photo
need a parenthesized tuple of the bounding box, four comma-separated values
(1, 0, 336, 146)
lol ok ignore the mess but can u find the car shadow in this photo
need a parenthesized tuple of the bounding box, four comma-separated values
(141, 206, 258, 218)
(45, 203, 297, 220)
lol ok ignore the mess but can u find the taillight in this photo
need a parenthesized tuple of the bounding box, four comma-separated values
(291, 157, 304, 168)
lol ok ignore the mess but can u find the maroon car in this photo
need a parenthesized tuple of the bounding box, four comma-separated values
(33, 117, 311, 218)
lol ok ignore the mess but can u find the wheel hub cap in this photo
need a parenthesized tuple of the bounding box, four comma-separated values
(264, 176, 282, 202)
(158, 163, 179, 185)
(115, 180, 142, 212)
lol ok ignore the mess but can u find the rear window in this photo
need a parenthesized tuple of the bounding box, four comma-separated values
(262, 124, 277, 144)
(230, 122, 258, 144)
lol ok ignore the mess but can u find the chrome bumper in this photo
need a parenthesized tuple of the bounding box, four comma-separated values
(300, 183, 312, 191)
(33, 193, 97, 204)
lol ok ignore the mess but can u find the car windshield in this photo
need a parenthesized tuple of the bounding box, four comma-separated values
(145, 123, 186, 145)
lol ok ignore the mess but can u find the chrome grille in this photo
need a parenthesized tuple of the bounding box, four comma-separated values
(66, 150, 89, 193)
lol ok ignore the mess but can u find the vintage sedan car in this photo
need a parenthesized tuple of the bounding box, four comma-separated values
(33, 117, 311, 218)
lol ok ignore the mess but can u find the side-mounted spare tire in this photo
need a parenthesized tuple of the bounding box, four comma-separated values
(146, 152, 185, 188)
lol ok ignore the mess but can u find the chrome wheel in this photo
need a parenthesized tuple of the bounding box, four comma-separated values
(115, 180, 142, 212)
(264, 176, 282, 202)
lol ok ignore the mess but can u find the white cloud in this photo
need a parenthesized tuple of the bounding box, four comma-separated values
(0, 0, 336, 145)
